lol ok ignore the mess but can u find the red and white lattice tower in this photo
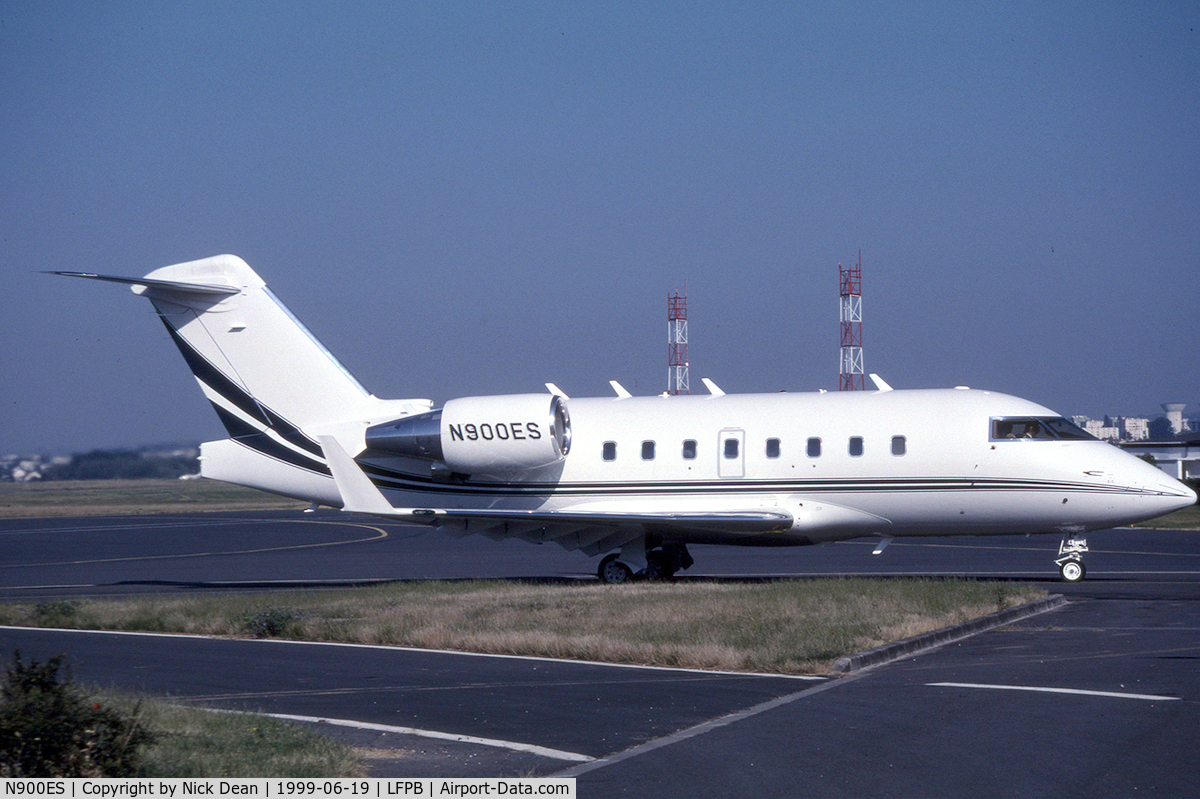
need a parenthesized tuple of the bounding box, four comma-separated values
(667, 290, 689, 395)
(839, 252, 864, 391)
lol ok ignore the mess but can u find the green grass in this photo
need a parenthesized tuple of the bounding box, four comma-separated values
(97, 691, 363, 777)
(1134, 503, 1200, 529)
(2, 579, 1045, 675)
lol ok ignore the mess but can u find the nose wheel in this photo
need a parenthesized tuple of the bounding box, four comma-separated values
(1055, 536, 1088, 582)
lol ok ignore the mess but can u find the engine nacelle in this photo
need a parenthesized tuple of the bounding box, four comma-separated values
(365, 393, 571, 476)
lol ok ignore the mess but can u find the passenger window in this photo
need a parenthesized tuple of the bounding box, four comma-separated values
(807, 437, 821, 458)
(724, 438, 740, 459)
(682, 439, 697, 459)
(891, 436, 906, 456)
(641, 441, 656, 460)
(849, 437, 864, 457)
(766, 438, 781, 458)
(602, 441, 616, 461)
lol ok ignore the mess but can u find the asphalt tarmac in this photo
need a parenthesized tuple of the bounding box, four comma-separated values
(1, 510, 1198, 795)
(2, 509, 1195, 598)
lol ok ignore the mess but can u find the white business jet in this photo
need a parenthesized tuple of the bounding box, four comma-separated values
(55, 255, 1195, 583)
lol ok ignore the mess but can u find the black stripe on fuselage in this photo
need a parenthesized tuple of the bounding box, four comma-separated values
(355, 459, 1148, 501)
(211, 404, 331, 476)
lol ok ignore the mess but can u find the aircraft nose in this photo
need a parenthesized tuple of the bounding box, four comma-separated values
(1150, 476, 1197, 515)
(1116, 453, 1197, 520)
(1173, 481, 1198, 508)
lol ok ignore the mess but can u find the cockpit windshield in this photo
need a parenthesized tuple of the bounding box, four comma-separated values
(990, 417, 1096, 441)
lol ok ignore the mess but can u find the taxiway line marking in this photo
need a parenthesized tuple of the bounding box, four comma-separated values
(0, 520, 388, 568)
(229, 711, 594, 763)
(556, 672, 868, 778)
(928, 682, 1180, 702)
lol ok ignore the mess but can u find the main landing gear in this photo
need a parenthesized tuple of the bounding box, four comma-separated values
(1055, 535, 1089, 582)
(597, 543, 694, 584)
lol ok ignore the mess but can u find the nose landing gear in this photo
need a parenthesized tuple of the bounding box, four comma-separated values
(1055, 536, 1088, 582)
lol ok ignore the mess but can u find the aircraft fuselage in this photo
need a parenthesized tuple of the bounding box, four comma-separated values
(350, 388, 1189, 549)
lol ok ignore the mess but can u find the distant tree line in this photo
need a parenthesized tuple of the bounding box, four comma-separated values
(40, 449, 199, 480)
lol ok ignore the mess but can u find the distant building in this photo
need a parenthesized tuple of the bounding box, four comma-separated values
(1119, 435, 1200, 481)
(5, 457, 45, 482)
(1083, 420, 1120, 442)
(1071, 408, 1185, 446)
(1119, 417, 1149, 441)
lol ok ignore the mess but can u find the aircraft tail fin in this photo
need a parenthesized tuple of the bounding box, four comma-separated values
(56, 255, 383, 476)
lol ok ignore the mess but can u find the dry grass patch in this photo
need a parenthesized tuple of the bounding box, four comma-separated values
(0, 579, 1044, 675)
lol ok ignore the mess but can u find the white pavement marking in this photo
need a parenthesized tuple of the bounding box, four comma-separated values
(556, 672, 869, 778)
(257, 712, 595, 762)
(928, 682, 1181, 702)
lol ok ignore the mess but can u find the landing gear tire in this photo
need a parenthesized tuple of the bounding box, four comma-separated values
(1056, 535, 1089, 583)
(598, 553, 633, 584)
(1059, 559, 1086, 583)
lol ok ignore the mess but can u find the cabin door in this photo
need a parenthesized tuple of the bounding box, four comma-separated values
(718, 428, 745, 478)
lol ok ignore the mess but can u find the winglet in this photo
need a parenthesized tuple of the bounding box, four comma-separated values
(609, 380, 632, 398)
(545, 382, 569, 399)
(701, 378, 725, 397)
(317, 436, 395, 515)
(868, 374, 894, 392)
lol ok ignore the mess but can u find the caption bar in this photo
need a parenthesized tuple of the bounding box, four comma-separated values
(0, 780, 575, 798)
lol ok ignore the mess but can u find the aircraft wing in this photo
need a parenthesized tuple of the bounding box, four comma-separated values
(400, 506, 795, 534)
(318, 436, 794, 552)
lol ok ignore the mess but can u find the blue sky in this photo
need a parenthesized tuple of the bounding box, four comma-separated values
(2, 1, 1197, 454)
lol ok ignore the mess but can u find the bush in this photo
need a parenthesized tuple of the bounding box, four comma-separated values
(242, 608, 304, 638)
(0, 651, 151, 777)
(32, 601, 81, 627)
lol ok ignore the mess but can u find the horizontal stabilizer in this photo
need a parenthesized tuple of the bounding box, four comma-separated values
(47, 271, 240, 296)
